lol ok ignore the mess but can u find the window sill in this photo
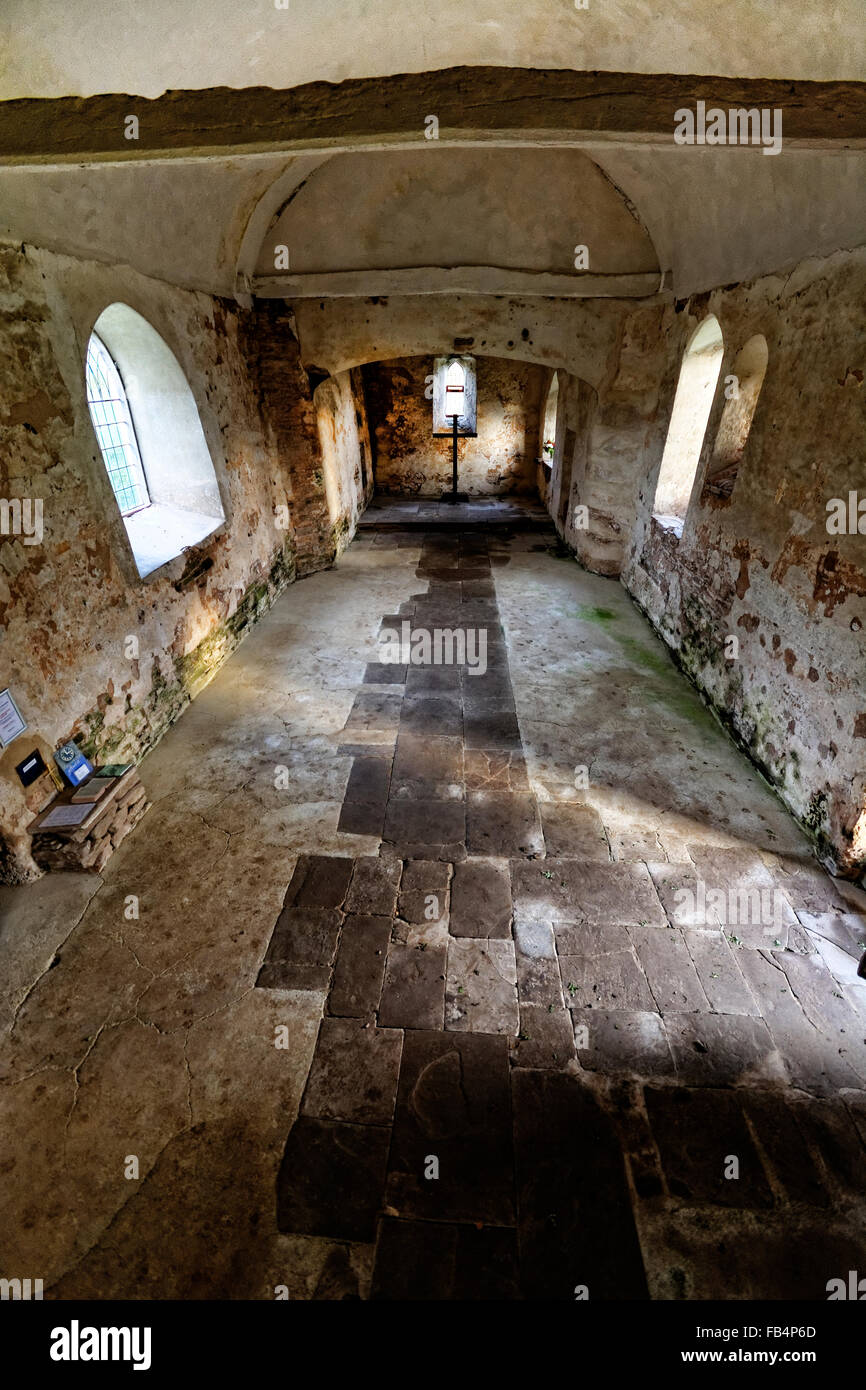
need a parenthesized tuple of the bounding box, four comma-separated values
(123, 503, 223, 579)
(652, 513, 685, 539)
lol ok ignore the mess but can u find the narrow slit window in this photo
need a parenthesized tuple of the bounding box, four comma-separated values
(85, 333, 150, 516)
(542, 372, 559, 463)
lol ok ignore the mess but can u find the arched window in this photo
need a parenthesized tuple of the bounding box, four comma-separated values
(85, 334, 150, 516)
(444, 358, 466, 417)
(704, 334, 768, 500)
(85, 304, 225, 578)
(653, 315, 724, 532)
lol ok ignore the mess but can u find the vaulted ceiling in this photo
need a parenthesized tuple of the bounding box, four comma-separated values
(0, 4, 863, 378)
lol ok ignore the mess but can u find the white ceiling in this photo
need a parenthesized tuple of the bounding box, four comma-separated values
(1, 141, 863, 301)
(1, 0, 864, 99)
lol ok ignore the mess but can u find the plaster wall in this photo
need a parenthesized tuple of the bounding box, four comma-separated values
(315, 367, 374, 541)
(258, 146, 657, 278)
(293, 293, 629, 384)
(3, 0, 863, 99)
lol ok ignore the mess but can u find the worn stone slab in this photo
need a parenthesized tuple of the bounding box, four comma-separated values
(736, 948, 865, 1093)
(511, 1003, 575, 1069)
(811, 933, 866, 994)
(684, 930, 761, 1016)
(463, 748, 529, 792)
(647, 861, 724, 928)
(687, 845, 799, 943)
(461, 668, 514, 704)
(513, 1069, 648, 1300)
(511, 859, 666, 926)
(644, 1087, 773, 1208)
(277, 1116, 390, 1242)
(571, 1008, 676, 1076)
(302, 1017, 403, 1126)
(467, 792, 543, 857)
(399, 694, 463, 738)
(767, 950, 866, 1083)
(383, 836, 466, 863)
(517, 952, 564, 1007)
(514, 918, 557, 960)
(555, 921, 642, 955)
(337, 800, 387, 836)
(378, 942, 446, 1030)
(328, 914, 391, 1018)
(540, 803, 611, 861)
(284, 855, 354, 909)
(265, 906, 342, 966)
(558, 923, 656, 1013)
(389, 733, 463, 799)
(343, 690, 403, 734)
(765, 856, 849, 916)
(739, 1091, 829, 1206)
(370, 1219, 520, 1301)
(397, 859, 451, 925)
(795, 910, 866, 960)
(449, 858, 512, 938)
(664, 1012, 784, 1086)
(630, 924, 709, 1013)
(607, 827, 667, 862)
(604, 1077, 665, 1198)
(385, 1031, 514, 1225)
(344, 758, 391, 805)
(463, 708, 522, 750)
(383, 797, 465, 847)
(790, 1097, 866, 1202)
(345, 856, 401, 916)
(403, 661, 462, 693)
(256, 961, 332, 991)
(363, 661, 408, 685)
(445, 937, 519, 1034)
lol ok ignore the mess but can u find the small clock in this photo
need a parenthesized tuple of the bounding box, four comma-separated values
(54, 740, 94, 787)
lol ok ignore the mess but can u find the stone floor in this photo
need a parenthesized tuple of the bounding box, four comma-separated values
(2, 499, 865, 1300)
(359, 494, 550, 527)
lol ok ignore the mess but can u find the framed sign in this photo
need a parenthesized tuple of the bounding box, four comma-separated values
(15, 748, 47, 787)
(0, 688, 27, 749)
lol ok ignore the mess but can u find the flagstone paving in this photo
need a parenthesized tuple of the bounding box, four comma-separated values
(261, 520, 866, 1299)
(1, 501, 865, 1299)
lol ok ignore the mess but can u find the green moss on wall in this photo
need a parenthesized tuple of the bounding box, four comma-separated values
(72, 538, 296, 770)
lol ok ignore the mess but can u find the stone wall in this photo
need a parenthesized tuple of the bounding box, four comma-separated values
(622, 249, 866, 881)
(0, 245, 369, 882)
(540, 306, 666, 579)
(362, 355, 545, 496)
